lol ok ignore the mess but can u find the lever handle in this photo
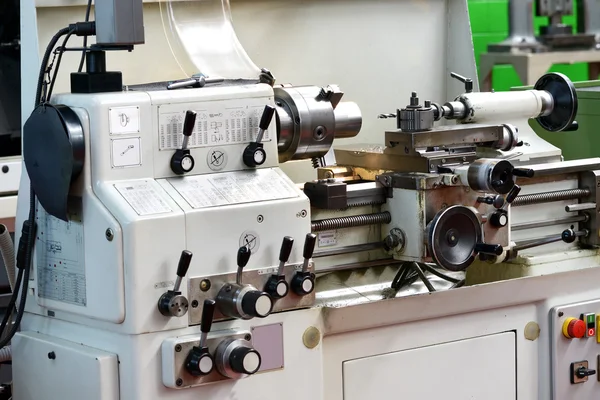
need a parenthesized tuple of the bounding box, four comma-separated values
(237, 246, 251, 269)
(303, 233, 317, 259)
(576, 367, 596, 378)
(259, 105, 276, 132)
(279, 236, 294, 263)
(475, 243, 503, 256)
(513, 168, 534, 178)
(564, 121, 579, 132)
(200, 299, 216, 334)
(450, 72, 473, 93)
(505, 184, 521, 204)
(183, 110, 197, 137)
(177, 250, 193, 278)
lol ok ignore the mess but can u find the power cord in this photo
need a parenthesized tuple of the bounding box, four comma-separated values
(77, 0, 93, 73)
(391, 262, 465, 293)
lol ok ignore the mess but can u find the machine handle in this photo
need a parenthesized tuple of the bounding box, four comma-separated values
(563, 121, 579, 132)
(259, 105, 276, 132)
(513, 168, 535, 178)
(177, 250, 193, 278)
(303, 233, 317, 259)
(505, 184, 521, 204)
(200, 299, 216, 334)
(237, 246, 251, 269)
(279, 236, 294, 263)
(474, 243, 503, 256)
(183, 110, 197, 137)
(450, 72, 473, 93)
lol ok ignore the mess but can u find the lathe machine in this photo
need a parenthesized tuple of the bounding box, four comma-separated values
(10, 0, 600, 399)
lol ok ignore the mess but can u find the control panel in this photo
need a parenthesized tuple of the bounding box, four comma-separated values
(551, 300, 600, 399)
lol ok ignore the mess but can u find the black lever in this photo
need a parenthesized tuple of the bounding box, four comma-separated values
(504, 184, 521, 207)
(236, 246, 251, 285)
(265, 236, 294, 299)
(513, 168, 535, 178)
(450, 72, 473, 93)
(243, 105, 276, 168)
(474, 243, 503, 256)
(157, 250, 193, 317)
(576, 366, 596, 379)
(291, 233, 317, 296)
(185, 299, 216, 376)
(170, 110, 197, 175)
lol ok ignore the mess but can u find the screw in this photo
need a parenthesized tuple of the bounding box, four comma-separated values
(558, 311, 564, 317)
(176, 378, 183, 387)
(451, 175, 458, 184)
(257, 215, 264, 223)
(47, 351, 56, 360)
(191, 300, 199, 308)
(105, 228, 114, 241)
(1, 166, 8, 173)
(200, 279, 211, 292)
(244, 334, 252, 341)
(300, 210, 307, 218)
(441, 158, 447, 164)
(175, 344, 182, 352)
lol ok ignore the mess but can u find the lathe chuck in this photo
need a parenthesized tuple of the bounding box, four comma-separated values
(427, 205, 483, 272)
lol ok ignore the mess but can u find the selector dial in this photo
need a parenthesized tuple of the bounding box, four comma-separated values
(215, 338, 262, 379)
(241, 290, 273, 318)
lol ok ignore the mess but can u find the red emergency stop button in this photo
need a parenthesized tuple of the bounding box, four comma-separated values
(563, 317, 586, 339)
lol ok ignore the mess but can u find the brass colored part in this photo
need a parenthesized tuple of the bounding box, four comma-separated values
(302, 326, 321, 349)
(524, 321, 540, 341)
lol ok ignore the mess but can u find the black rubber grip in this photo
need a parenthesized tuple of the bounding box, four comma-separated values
(474, 243, 503, 256)
(177, 250, 193, 277)
(303, 233, 317, 259)
(279, 236, 294, 263)
(506, 184, 521, 204)
(513, 168, 535, 178)
(259, 105, 276, 130)
(237, 246, 251, 268)
(200, 299, 216, 333)
(183, 110, 197, 137)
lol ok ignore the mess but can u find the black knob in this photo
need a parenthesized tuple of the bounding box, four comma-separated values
(170, 150, 195, 175)
(259, 105, 276, 131)
(303, 233, 317, 259)
(183, 110, 197, 137)
(291, 271, 316, 296)
(241, 290, 273, 318)
(265, 275, 289, 299)
(576, 367, 596, 378)
(201, 299, 216, 334)
(237, 246, 251, 268)
(229, 346, 261, 375)
(474, 243, 503, 256)
(505, 184, 521, 204)
(562, 229, 577, 243)
(279, 236, 294, 263)
(243, 143, 267, 168)
(513, 168, 534, 178)
(477, 195, 505, 209)
(489, 210, 508, 227)
(185, 347, 214, 376)
(177, 250, 193, 278)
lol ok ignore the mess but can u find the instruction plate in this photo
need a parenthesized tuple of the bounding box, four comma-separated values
(168, 169, 298, 209)
(158, 100, 273, 151)
(114, 181, 172, 216)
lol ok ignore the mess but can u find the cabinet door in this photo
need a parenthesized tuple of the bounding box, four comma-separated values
(343, 332, 516, 400)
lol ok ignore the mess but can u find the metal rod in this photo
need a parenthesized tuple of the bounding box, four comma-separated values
(512, 188, 590, 207)
(565, 202, 596, 212)
(313, 242, 384, 258)
(316, 258, 403, 274)
(512, 215, 588, 231)
(311, 212, 391, 232)
(513, 230, 588, 251)
(173, 276, 183, 293)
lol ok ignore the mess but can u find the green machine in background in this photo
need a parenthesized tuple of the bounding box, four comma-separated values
(524, 81, 600, 160)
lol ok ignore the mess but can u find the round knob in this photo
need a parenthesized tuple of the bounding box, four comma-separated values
(265, 275, 289, 299)
(241, 290, 273, 318)
(229, 346, 261, 375)
(243, 144, 266, 168)
(171, 151, 195, 175)
(563, 317, 586, 339)
(291, 272, 315, 296)
(185, 347, 214, 376)
(489, 210, 508, 228)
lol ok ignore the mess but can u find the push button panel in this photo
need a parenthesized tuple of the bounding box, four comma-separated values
(551, 300, 600, 400)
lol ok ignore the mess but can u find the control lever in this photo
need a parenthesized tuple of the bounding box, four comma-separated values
(477, 195, 505, 209)
(576, 366, 596, 379)
(450, 72, 473, 93)
(185, 299, 216, 376)
(265, 236, 294, 299)
(512, 168, 535, 178)
(474, 243, 503, 256)
(170, 111, 197, 175)
(291, 234, 317, 296)
(216, 246, 273, 320)
(167, 74, 225, 90)
(243, 105, 275, 168)
(158, 250, 193, 317)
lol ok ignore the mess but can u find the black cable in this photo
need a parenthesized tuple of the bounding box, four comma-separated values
(47, 30, 74, 102)
(77, 0, 93, 73)
(35, 27, 70, 104)
(421, 264, 462, 284)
